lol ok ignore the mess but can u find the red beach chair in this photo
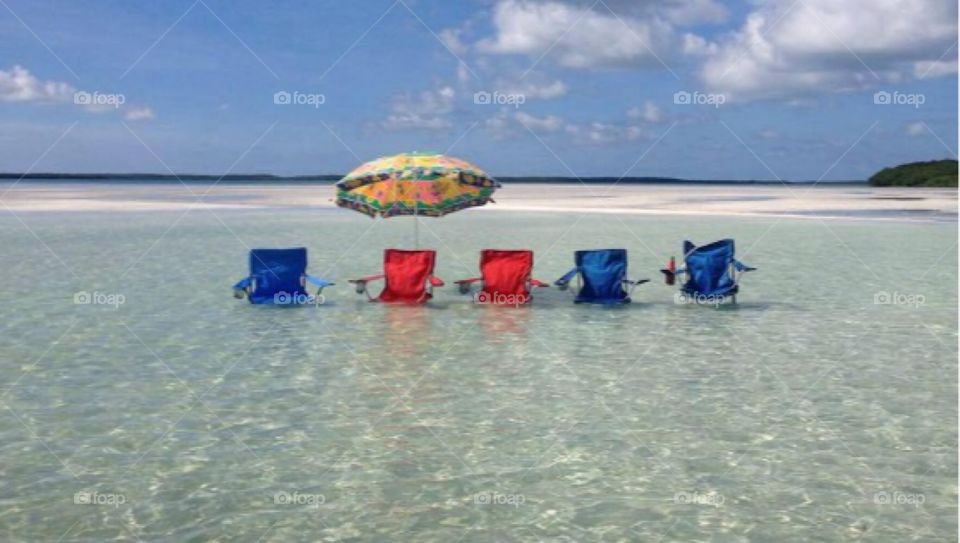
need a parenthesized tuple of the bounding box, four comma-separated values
(455, 249, 548, 305)
(349, 249, 444, 303)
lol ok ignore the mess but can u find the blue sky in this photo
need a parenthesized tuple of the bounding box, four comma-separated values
(0, 0, 956, 179)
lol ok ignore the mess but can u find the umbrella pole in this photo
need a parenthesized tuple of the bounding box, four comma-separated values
(414, 204, 419, 248)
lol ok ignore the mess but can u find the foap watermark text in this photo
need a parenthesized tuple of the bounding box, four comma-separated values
(875, 491, 925, 507)
(473, 491, 525, 508)
(674, 491, 724, 507)
(474, 91, 526, 109)
(474, 291, 528, 306)
(874, 291, 925, 307)
(674, 291, 726, 306)
(273, 291, 325, 305)
(274, 491, 325, 507)
(74, 291, 125, 308)
(674, 90, 725, 108)
(74, 491, 126, 507)
(873, 91, 925, 108)
(74, 91, 125, 109)
(274, 90, 326, 108)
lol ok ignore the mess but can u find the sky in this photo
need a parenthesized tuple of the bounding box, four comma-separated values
(0, 0, 957, 180)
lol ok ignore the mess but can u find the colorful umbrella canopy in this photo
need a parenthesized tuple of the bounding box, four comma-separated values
(335, 152, 499, 218)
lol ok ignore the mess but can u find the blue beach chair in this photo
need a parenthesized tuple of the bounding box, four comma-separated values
(554, 249, 648, 304)
(232, 248, 333, 305)
(666, 239, 755, 304)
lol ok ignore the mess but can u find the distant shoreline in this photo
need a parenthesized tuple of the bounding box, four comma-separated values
(0, 173, 867, 185)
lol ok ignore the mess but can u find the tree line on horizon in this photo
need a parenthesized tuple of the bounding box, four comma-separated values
(868, 159, 958, 187)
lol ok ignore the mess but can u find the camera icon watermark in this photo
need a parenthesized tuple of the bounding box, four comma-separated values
(73, 291, 125, 308)
(273, 90, 325, 108)
(874, 491, 924, 507)
(273, 491, 325, 507)
(873, 291, 925, 307)
(674, 491, 724, 507)
(473, 91, 526, 109)
(74, 491, 126, 507)
(473, 491, 525, 508)
(73, 91, 126, 109)
(873, 90, 925, 108)
(673, 90, 725, 108)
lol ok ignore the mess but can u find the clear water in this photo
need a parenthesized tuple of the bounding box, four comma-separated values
(1, 206, 956, 542)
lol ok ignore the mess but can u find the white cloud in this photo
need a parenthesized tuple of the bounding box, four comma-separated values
(914, 58, 958, 79)
(627, 100, 663, 123)
(383, 114, 450, 130)
(700, 0, 958, 101)
(478, 0, 676, 69)
(0, 65, 158, 119)
(567, 121, 646, 144)
(483, 109, 516, 139)
(456, 62, 471, 84)
(905, 122, 927, 136)
(0, 65, 75, 103)
(515, 111, 564, 131)
(497, 77, 567, 99)
(439, 28, 469, 57)
(485, 110, 511, 130)
(383, 86, 455, 130)
(681, 33, 716, 56)
(124, 106, 156, 121)
(495, 109, 650, 144)
(661, 0, 728, 26)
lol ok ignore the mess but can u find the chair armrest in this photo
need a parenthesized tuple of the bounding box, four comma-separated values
(455, 277, 481, 294)
(429, 276, 445, 287)
(305, 274, 334, 288)
(554, 268, 579, 289)
(348, 274, 384, 295)
(233, 277, 252, 299)
(347, 274, 385, 284)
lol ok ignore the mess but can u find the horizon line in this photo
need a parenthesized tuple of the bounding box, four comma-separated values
(0, 172, 868, 184)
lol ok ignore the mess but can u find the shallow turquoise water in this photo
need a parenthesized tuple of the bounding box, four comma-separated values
(0, 207, 956, 542)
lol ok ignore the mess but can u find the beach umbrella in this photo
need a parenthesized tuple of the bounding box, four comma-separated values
(335, 152, 500, 246)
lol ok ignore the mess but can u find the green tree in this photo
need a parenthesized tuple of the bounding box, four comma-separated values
(869, 160, 958, 187)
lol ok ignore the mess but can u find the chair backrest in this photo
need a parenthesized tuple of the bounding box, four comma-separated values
(574, 249, 629, 303)
(380, 249, 437, 303)
(683, 239, 736, 296)
(479, 249, 533, 303)
(249, 248, 307, 304)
